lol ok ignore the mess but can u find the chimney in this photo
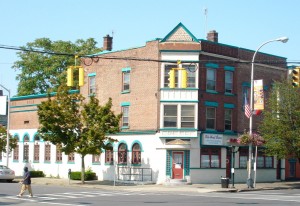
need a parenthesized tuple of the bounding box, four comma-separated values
(103, 34, 113, 51)
(207, 30, 218, 43)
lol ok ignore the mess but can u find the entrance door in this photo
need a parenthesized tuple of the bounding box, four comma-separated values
(172, 152, 184, 179)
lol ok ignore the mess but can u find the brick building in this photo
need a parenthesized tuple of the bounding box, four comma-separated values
(6, 23, 289, 184)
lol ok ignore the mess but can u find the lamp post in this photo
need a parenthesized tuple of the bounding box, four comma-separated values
(0, 84, 10, 167)
(230, 145, 239, 188)
(247, 37, 289, 188)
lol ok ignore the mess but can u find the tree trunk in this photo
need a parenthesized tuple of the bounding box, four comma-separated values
(81, 155, 85, 184)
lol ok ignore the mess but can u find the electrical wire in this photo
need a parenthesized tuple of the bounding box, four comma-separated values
(0, 44, 299, 66)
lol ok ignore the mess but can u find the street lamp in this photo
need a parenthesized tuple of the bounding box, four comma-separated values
(247, 37, 289, 188)
(0, 84, 10, 167)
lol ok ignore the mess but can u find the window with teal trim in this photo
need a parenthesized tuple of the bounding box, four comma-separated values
(56, 144, 62, 163)
(122, 71, 130, 92)
(132, 143, 141, 164)
(23, 135, 29, 162)
(181, 105, 195, 128)
(206, 68, 216, 91)
(163, 105, 177, 128)
(122, 106, 129, 127)
(118, 143, 127, 165)
(68, 153, 75, 163)
(206, 107, 216, 129)
(105, 144, 113, 165)
(44, 143, 51, 162)
(201, 148, 221, 168)
(225, 71, 233, 93)
(224, 109, 232, 130)
(92, 154, 100, 164)
(13, 135, 19, 162)
(33, 135, 40, 162)
(89, 75, 96, 95)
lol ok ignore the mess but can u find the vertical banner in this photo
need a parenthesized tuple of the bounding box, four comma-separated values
(0, 96, 7, 115)
(254, 80, 264, 110)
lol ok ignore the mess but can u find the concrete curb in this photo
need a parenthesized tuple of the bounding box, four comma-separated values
(14, 177, 300, 194)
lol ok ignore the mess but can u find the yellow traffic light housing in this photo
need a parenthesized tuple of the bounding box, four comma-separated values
(181, 69, 188, 88)
(168, 69, 175, 88)
(78, 67, 84, 86)
(67, 67, 74, 87)
(67, 66, 84, 87)
(292, 67, 300, 88)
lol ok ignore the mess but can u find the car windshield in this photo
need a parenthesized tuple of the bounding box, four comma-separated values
(0, 165, 8, 169)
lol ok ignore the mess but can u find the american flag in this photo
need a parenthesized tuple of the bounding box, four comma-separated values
(244, 96, 252, 118)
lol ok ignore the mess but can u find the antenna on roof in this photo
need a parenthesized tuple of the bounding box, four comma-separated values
(112, 30, 114, 38)
(204, 7, 208, 36)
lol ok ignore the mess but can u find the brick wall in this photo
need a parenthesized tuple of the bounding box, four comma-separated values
(10, 97, 49, 130)
(81, 40, 160, 131)
(198, 55, 238, 132)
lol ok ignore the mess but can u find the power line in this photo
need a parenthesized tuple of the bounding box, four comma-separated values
(0, 44, 299, 65)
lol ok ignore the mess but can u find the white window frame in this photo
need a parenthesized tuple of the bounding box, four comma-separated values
(122, 106, 129, 127)
(162, 103, 196, 129)
(88, 75, 96, 95)
(225, 71, 233, 93)
(122, 71, 130, 91)
(206, 107, 216, 129)
(206, 68, 216, 91)
(224, 109, 232, 131)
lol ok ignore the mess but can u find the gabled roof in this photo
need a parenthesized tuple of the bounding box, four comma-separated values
(160, 22, 199, 43)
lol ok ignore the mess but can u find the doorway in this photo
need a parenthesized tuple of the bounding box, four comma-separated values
(172, 151, 184, 179)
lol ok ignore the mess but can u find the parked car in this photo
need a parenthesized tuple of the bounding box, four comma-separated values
(0, 165, 15, 182)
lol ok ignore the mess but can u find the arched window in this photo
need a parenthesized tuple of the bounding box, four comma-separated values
(23, 135, 29, 162)
(56, 144, 62, 163)
(118, 143, 127, 164)
(92, 153, 100, 164)
(105, 144, 113, 165)
(33, 135, 40, 162)
(68, 153, 75, 163)
(13, 136, 19, 161)
(44, 142, 51, 162)
(132, 143, 141, 164)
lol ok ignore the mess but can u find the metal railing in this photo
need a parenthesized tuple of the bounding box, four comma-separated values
(117, 166, 152, 182)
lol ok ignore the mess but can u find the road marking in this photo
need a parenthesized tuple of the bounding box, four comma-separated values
(178, 193, 300, 203)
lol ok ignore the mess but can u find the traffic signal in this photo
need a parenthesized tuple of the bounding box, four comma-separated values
(181, 69, 187, 88)
(67, 67, 74, 86)
(78, 67, 84, 86)
(67, 66, 84, 87)
(292, 68, 300, 88)
(168, 69, 175, 88)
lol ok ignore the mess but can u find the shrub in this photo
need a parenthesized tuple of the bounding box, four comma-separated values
(30, 171, 45, 178)
(69, 171, 96, 181)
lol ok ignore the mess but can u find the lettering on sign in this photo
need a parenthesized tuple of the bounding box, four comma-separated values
(203, 134, 223, 145)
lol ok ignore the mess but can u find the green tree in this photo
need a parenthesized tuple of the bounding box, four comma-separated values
(259, 80, 300, 160)
(37, 85, 121, 183)
(0, 125, 17, 154)
(13, 38, 102, 96)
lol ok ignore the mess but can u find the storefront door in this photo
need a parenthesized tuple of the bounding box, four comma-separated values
(172, 151, 184, 179)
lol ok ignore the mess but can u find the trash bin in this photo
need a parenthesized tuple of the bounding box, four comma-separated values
(221, 177, 229, 188)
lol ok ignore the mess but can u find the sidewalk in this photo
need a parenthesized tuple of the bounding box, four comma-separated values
(15, 177, 300, 193)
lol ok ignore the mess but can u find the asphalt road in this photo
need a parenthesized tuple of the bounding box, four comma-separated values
(1, 181, 300, 206)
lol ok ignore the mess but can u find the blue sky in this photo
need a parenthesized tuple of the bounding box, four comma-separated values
(0, 0, 299, 96)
